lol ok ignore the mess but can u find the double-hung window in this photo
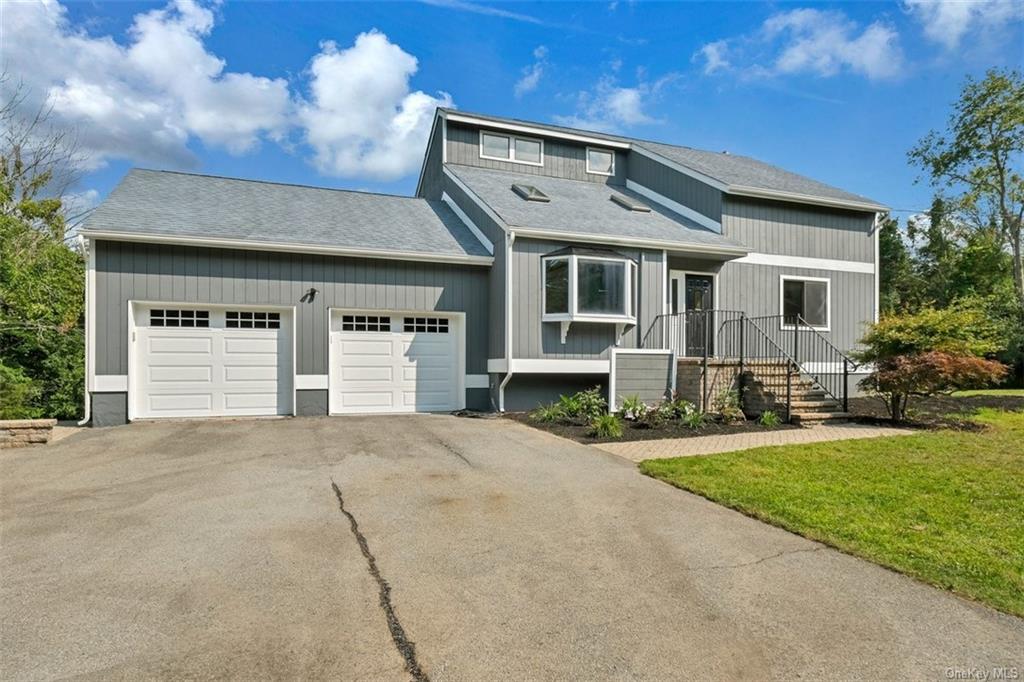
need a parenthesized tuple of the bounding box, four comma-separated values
(543, 251, 635, 322)
(781, 276, 829, 329)
(480, 131, 544, 166)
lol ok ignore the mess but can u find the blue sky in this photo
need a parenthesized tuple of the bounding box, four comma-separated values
(4, 0, 1023, 220)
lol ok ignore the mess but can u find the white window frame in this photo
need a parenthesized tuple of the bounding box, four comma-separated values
(542, 253, 636, 324)
(479, 130, 544, 167)
(779, 275, 831, 331)
(586, 146, 616, 176)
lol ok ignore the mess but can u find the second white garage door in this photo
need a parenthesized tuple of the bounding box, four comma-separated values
(330, 312, 460, 414)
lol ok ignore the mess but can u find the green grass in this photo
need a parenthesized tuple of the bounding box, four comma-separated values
(640, 409, 1024, 617)
(952, 388, 1024, 397)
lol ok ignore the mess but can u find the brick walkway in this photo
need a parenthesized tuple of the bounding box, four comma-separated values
(594, 423, 918, 462)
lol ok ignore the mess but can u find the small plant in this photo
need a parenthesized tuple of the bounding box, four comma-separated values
(712, 389, 745, 423)
(575, 387, 608, 422)
(680, 409, 706, 430)
(530, 402, 564, 423)
(635, 404, 670, 429)
(619, 395, 648, 421)
(590, 413, 624, 439)
(556, 393, 582, 419)
(758, 410, 781, 429)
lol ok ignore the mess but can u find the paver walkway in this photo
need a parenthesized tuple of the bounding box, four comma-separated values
(594, 422, 917, 461)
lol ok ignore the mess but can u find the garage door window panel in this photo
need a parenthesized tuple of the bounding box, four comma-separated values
(150, 309, 210, 328)
(227, 311, 281, 329)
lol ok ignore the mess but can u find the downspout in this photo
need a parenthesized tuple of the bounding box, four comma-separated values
(498, 231, 516, 411)
(872, 212, 881, 323)
(77, 236, 93, 426)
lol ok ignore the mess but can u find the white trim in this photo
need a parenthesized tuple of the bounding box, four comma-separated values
(669, 269, 720, 313)
(441, 191, 494, 254)
(608, 348, 675, 411)
(79, 238, 96, 425)
(479, 130, 545, 167)
(445, 111, 631, 149)
(625, 180, 722, 233)
(509, 359, 610, 374)
(295, 374, 328, 390)
(873, 212, 880, 323)
(541, 253, 637, 335)
(80, 230, 494, 267)
(442, 116, 448, 164)
(780, 275, 831, 331)
(487, 358, 507, 373)
(631, 146, 729, 191)
(499, 231, 516, 411)
(327, 308, 467, 415)
(511, 226, 747, 256)
(733, 252, 874, 274)
(465, 374, 489, 389)
(443, 167, 508, 231)
(727, 185, 887, 213)
(585, 146, 615, 176)
(94, 374, 127, 392)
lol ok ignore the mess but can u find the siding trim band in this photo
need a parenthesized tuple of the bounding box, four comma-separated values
(733, 252, 875, 274)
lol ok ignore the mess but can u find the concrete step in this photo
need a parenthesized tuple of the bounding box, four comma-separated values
(789, 400, 842, 411)
(791, 411, 853, 425)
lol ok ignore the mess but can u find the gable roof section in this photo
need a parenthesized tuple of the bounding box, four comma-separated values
(82, 169, 492, 263)
(435, 109, 887, 212)
(446, 164, 747, 254)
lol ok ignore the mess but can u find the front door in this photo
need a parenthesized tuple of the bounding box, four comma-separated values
(669, 273, 714, 356)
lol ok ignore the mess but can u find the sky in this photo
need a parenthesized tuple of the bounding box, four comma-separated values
(2, 0, 1023, 222)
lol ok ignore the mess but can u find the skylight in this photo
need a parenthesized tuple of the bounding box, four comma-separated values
(610, 193, 650, 212)
(511, 183, 550, 202)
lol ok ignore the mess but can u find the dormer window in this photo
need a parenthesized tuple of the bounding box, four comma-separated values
(542, 248, 636, 342)
(480, 131, 544, 166)
(586, 147, 615, 175)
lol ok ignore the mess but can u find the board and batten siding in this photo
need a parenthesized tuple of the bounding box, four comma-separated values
(509, 237, 665, 359)
(93, 240, 491, 377)
(723, 196, 875, 262)
(416, 118, 446, 200)
(611, 352, 674, 407)
(446, 122, 626, 185)
(626, 151, 723, 224)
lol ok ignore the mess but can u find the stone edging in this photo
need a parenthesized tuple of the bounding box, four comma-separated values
(0, 419, 58, 449)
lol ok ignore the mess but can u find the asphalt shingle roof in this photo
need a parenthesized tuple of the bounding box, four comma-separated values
(447, 164, 746, 252)
(442, 109, 886, 210)
(83, 169, 492, 258)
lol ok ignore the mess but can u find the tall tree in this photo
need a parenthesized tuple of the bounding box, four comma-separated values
(878, 214, 917, 314)
(909, 68, 1024, 322)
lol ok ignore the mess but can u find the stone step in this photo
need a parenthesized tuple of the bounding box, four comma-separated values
(791, 411, 853, 425)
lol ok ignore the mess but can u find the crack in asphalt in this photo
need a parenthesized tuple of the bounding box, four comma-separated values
(683, 546, 826, 572)
(431, 435, 474, 467)
(331, 479, 429, 682)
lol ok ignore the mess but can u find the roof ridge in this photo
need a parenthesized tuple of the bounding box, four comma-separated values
(129, 168, 430, 202)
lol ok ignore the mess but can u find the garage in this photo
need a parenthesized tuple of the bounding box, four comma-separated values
(131, 305, 294, 419)
(329, 310, 463, 414)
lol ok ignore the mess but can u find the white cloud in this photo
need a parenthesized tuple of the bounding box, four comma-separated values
(3, 0, 291, 168)
(695, 8, 904, 81)
(554, 72, 676, 132)
(904, 0, 1024, 49)
(514, 45, 548, 98)
(298, 30, 452, 181)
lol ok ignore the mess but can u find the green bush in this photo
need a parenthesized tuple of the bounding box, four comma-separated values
(575, 387, 607, 422)
(618, 395, 648, 421)
(680, 409, 706, 430)
(711, 389, 745, 423)
(530, 402, 564, 423)
(589, 413, 624, 439)
(758, 410, 781, 429)
(0, 362, 43, 419)
(857, 304, 1006, 363)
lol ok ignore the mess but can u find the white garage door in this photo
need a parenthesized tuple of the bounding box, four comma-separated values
(331, 313, 460, 414)
(134, 307, 292, 419)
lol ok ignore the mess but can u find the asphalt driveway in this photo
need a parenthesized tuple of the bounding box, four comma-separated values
(2, 415, 1022, 680)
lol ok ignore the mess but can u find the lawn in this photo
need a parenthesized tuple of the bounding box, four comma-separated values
(640, 408, 1024, 617)
(953, 388, 1024, 397)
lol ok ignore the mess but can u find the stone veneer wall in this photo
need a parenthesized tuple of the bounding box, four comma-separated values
(675, 359, 742, 412)
(0, 419, 57, 448)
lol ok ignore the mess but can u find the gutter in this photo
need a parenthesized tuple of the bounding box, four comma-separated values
(498, 231, 516, 411)
(507, 227, 748, 257)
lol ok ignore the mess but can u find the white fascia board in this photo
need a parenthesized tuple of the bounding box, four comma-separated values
(295, 375, 329, 390)
(442, 191, 494, 254)
(509, 359, 610, 373)
(510, 227, 747, 257)
(444, 112, 630, 150)
(94, 375, 128, 392)
(726, 185, 888, 213)
(442, 167, 508, 231)
(625, 180, 722, 233)
(79, 230, 494, 266)
(733, 252, 874, 274)
(630, 146, 729, 192)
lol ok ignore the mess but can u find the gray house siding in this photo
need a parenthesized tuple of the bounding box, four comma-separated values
(611, 352, 674, 407)
(722, 196, 874, 261)
(627, 151, 722, 224)
(509, 237, 665, 360)
(93, 240, 491, 411)
(501, 374, 608, 412)
(446, 122, 626, 185)
(416, 119, 445, 200)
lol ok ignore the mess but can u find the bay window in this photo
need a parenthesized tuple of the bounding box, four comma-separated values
(543, 250, 635, 323)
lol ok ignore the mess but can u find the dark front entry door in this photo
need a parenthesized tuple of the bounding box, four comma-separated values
(684, 274, 714, 357)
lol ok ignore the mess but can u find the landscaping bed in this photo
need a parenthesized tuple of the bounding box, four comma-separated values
(640, 408, 1024, 618)
(848, 392, 1024, 429)
(508, 411, 797, 444)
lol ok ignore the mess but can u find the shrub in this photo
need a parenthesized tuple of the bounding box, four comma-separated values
(575, 387, 608, 422)
(590, 413, 624, 439)
(618, 395, 648, 421)
(857, 305, 1006, 363)
(758, 410, 781, 429)
(664, 396, 698, 418)
(711, 389, 745, 423)
(530, 402, 564, 423)
(860, 351, 1008, 422)
(680, 409, 706, 430)
(556, 393, 582, 419)
(0, 362, 43, 419)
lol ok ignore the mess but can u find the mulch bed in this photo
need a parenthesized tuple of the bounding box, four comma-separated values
(848, 394, 1024, 431)
(506, 411, 798, 445)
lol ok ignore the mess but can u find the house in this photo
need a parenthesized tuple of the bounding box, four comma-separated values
(78, 109, 886, 426)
